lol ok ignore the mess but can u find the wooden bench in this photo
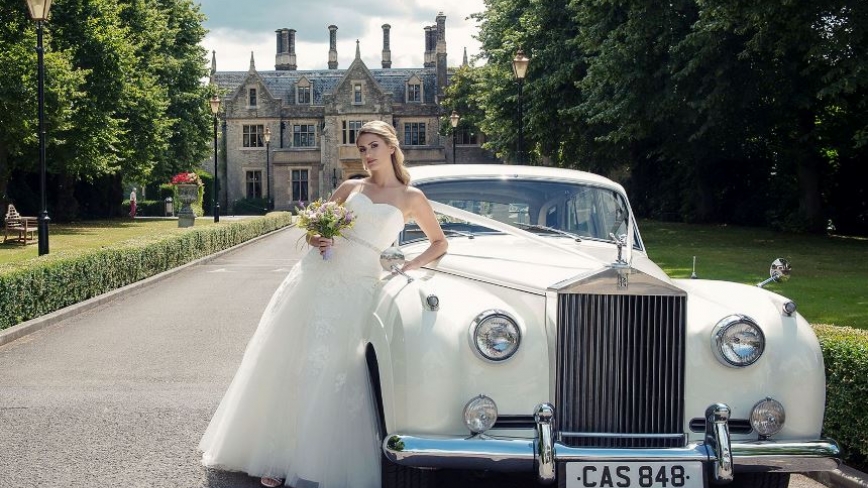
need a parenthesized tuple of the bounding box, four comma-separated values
(3, 204, 38, 244)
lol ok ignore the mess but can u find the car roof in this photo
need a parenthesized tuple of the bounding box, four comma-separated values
(407, 164, 626, 193)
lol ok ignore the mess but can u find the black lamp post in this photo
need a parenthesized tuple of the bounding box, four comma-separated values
(264, 126, 272, 210)
(26, 0, 52, 255)
(449, 110, 460, 164)
(221, 119, 227, 213)
(209, 94, 221, 222)
(332, 168, 338, 189)
(512, 49, 530, 164)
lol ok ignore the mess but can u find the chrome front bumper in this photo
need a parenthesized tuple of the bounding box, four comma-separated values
(382, 403, 841, 485)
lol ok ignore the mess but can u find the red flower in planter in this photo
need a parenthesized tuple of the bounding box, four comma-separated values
(170, 172, 202, 186)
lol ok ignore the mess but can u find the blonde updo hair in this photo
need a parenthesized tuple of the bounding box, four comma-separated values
(357, 120, 411, 185)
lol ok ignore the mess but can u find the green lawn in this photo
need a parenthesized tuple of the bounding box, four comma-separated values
(0, 218, 220, 265)
(640, 220, 868, 330)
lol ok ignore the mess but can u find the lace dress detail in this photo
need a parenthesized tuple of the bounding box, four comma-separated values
(199, 192, 405, 487)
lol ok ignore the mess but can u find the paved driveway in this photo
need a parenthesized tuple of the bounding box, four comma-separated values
(0, 227, 829, 488)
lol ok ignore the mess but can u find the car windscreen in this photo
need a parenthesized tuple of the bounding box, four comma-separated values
(403, 178, 634, 245)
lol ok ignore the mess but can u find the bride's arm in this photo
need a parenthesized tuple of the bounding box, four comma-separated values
(401, 188, 448, 272)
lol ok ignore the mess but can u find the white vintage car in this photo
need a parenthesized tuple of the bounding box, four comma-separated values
(365, 164, 840, 488)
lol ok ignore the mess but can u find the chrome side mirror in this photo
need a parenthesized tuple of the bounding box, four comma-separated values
(380, 247, 413, 283)
(757, 258, 792, 288)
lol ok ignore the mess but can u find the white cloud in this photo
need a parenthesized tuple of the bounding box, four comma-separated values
(200, 0, 485, 72)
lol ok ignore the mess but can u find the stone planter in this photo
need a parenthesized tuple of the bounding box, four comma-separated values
(176, 184, 199, 228)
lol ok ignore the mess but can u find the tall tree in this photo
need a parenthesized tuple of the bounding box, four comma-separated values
(150, 0, 210, 182)
(0, 0, 212, 218)
(0, 2, 87, 201)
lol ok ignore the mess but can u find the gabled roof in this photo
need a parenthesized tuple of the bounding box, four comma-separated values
(214, 61, 440, 106)
(222, 52, 282, 104)
(332, 41, 389, 100)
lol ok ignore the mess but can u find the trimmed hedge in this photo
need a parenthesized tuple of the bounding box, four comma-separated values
(0, 213, 293, 330)
(813, 324, 868, 471)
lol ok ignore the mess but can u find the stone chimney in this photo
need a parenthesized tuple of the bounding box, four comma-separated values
(436, 12, 447, 53)
(462, 46, 468, 67)
(423, 26, 435, 68)
(381, 24, 392, 68)
(328, 25, 338, 69)
(435, 13, 448, 97)
(275, 28, 297, 70)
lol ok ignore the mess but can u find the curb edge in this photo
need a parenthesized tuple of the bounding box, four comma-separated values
(807, 466, 868, 488)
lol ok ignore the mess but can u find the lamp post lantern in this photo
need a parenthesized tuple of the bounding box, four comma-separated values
(449, 110, 460, 164)
(26, 0, 53, 255)
(209, 94, 221, 222)
(264, 126, 272, 210)
(512, 49, 530, 164)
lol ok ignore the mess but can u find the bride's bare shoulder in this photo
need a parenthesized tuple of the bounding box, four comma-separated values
(332, 179, 366, 203)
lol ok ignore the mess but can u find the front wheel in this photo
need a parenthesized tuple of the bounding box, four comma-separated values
(381, 454, 435, 488)
(724, 472, 790, 488)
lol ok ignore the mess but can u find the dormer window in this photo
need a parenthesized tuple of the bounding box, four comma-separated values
(298, 86, 311, 104)
(406, 75, 423, 103)
(248, 88, 258, 107)
(297, 77, 311, 105)
(407, 84, 421, 102)
(353, 83, 363, 104)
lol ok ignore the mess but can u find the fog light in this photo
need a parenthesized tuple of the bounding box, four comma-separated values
(751, 397, 785, 438)
(463, 394, 498, 434)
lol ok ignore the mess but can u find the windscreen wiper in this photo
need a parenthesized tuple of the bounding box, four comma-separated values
(514, 223, 582, 242)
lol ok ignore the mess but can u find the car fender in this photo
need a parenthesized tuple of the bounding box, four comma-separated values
(676, 278, 825, 440)
(366, 268, 548, 437)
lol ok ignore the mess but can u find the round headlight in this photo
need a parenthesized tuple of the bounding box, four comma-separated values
(463, 394, 498, 434)
(712, 314, 765, 367)
(469, 310, 522, 362)
(750, 397, 785, 437)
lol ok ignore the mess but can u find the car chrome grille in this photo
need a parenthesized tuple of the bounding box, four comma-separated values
(556, 293, 687, 448)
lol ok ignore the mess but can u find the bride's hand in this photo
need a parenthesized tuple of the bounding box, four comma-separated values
(311, 235, 334, 256)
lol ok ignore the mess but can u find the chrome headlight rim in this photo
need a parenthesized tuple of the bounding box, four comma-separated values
(712, 314, 766, 367)
(468, 309, 522, 362)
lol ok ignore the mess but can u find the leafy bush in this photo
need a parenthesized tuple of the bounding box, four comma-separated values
(0, 213, 293, 330)
(813, 324, 868, 472)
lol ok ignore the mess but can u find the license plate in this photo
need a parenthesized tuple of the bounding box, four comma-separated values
(565, 462, 704, 488)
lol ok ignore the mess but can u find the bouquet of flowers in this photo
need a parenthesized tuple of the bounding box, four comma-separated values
(296, 199, 356, 260)
(170, 172, 202, 186)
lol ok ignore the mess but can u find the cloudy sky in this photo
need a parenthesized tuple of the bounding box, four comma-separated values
(196, 0, 488, 72)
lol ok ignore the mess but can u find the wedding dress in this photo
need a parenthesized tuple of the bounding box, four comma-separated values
(200, 191, 406, 487)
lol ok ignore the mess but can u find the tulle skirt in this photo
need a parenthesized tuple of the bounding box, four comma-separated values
(199, 245, 383, 487)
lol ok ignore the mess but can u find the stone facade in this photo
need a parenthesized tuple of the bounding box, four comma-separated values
(209, 13, 491, 212)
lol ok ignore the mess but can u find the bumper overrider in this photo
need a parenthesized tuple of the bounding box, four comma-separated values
(382, 403, 841, 485)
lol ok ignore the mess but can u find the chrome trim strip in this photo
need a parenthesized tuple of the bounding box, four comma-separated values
(560, 432, 686, 439)
(382, 434, 841, 477)
(424, 266, 546, 296)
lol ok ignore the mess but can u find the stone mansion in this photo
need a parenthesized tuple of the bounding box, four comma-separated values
(209, 13, 494, 211)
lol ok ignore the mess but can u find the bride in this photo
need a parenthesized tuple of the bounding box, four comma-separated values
(199, 120, 448, 487)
